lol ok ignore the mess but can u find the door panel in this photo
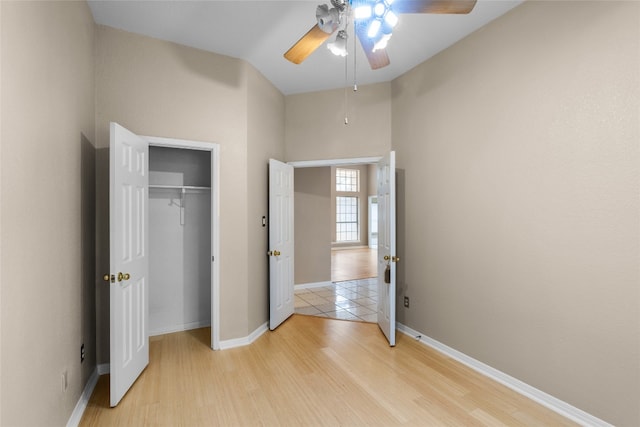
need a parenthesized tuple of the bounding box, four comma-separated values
(377, 152, 396, 346)
(110, 122, 149, 406)
(269, 159, 295, 330)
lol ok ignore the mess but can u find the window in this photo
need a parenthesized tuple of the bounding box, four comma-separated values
(336, 168, 359, 192)
(336, 196, 358, 242)
(335, 168, 360, 242)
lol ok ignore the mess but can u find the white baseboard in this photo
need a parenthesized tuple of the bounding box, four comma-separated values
(331, 245, 368, 251)
(95, 321, 267, 377)
(66, 368, 99, 427)
(97, 363, 110, 375)
(149, 320, 211, 337)
(219, 321, 268, 350)
(294, 281, 333, 291)
(396, 323, 613, 427)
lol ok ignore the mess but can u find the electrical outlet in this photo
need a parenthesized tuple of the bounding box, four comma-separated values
(81, 343, 85, 363)
(404, 296, 410, 308)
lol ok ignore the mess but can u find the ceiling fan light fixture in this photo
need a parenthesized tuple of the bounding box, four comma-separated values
(354, 5, 372, 19)
(330, 0, 348, 11)
(284, 0, 478, 70)
(373, 33, 392, 52)
(316, 4, 340, 33)
(367, 19, 382, 38)
(384, 10, 398, 28)
(374, 1, 386, 17)
(328, 30, 349, 56)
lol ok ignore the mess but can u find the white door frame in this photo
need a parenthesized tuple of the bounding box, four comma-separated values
(288, 156, 383, 269)
(144, 135, 221, 350)
(288, 156, 382, 169)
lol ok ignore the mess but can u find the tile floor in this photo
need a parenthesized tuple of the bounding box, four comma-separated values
(294, 278, 378, 323)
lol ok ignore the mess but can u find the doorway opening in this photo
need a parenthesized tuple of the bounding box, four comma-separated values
(332, 247, 377, 282)
(289, 157, 381, 323)
(148, 146, 211, 345)
(145, 136, 220, 350)
(108, 123, 221, 406)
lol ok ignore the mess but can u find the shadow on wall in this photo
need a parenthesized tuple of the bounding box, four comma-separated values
(395, 168, 407, 325)
(95, 147, 110, 365)
(81, 133, 97, 379)
(167, 40, 244, 90)
(264, 165, 270, 315)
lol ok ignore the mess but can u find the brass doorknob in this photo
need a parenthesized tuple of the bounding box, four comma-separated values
(117, 272, 124, 282)
(123, 273, 131, 280)
(383, 255, 390, 261)
(274, 250, 281, 256)
(392, 256, 400, 262)
(103, 274, 110, 282)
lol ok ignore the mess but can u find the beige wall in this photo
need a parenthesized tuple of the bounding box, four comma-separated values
(94, 25, 282, 361)
(1, 1, 637, 425)
(285, 82, 391, 161)
(95, 147, 110, 362)
(392, 2, 639, 425)
(246, 66, 285, 331)
(0, 1, 96, 425)
(367, 164, 376, 197)
(0, 0, 3, 417)
(294, 167, 332, 284)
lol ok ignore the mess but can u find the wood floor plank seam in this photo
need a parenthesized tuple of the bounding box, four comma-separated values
(80, 316, 577, 426)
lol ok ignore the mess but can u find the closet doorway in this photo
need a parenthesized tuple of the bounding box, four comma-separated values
(146, 136, 220, 349)
(108, 123, 220, 406)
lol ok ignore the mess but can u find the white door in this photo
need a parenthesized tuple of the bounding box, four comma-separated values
(268, 159, 295, 330)
(377, 151, 396, 346)
(109, 122, 149, 406)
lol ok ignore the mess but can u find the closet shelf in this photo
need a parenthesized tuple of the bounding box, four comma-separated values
(149, 184, 210, 191)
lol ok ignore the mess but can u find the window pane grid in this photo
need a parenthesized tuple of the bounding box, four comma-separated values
(336, 196, 358, 242)
(336, 168, 359, 192)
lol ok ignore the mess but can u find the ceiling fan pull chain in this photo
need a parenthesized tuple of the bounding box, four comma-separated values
(353, 18, 358, 92)
(344, 46, 349, 125)
(344, 8, 351, 126)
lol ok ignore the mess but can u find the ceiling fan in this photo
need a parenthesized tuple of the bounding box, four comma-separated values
(284, 0, 477, 70)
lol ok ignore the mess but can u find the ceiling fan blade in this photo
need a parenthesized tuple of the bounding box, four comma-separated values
(284, 24, 334, 64)
(356, 25, 390, 70)
(394, 0, 477, 14)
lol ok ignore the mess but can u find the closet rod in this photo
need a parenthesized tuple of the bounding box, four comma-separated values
(149, 184, 210, 191)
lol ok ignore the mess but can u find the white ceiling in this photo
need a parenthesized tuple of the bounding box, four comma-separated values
(88, 0, 524, 95)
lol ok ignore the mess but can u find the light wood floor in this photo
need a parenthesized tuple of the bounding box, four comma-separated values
(81, 316, 576, 426)
(332, 247, 377, 282)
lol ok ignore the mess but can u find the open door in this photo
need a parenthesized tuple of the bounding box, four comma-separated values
(268, 159, 295, 330)
(109, 122, 149, 406)
(377, 151, 396, 346)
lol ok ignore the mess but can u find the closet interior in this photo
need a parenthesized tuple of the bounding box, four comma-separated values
(148, 146, 212, 337)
